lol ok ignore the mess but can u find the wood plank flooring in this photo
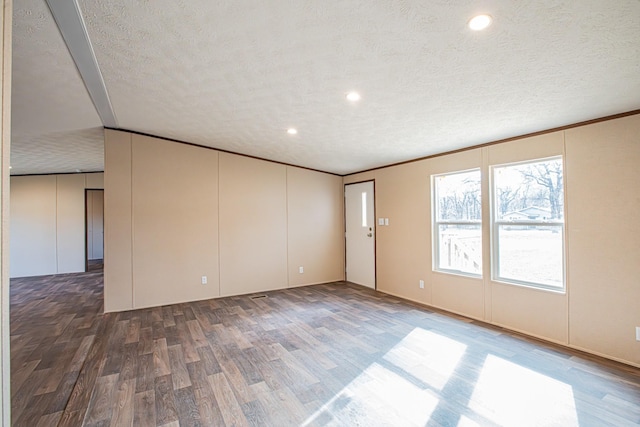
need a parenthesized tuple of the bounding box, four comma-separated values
(10, 270, 104, 426)
(11, 272, 640, 426)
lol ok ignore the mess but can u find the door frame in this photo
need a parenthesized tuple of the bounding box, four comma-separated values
(84, 188, 105, 272)
(344, 179, 377, 289)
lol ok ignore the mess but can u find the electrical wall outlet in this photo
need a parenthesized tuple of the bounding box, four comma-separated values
(201, 276, 207, 285)
(299, 266, 304, 274)
(419, 280, 424, 289)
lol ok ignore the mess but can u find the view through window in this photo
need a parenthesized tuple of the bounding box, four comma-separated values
(433, 169, 482, 276)
(492, 157, 565, 290)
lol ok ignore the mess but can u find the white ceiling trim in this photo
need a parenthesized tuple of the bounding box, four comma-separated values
(45, 0, 116, 127)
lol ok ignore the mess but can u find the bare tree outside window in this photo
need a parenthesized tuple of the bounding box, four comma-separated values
(493, 157, 565, 290)
(519, 161, 564, 220)
(433, 170, 482, 276)
(495, 158, 564, 221)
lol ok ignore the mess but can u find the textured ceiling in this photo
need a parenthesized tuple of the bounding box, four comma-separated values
(11, 0, 104, 175)
(11, 0, 640, 175)
(11, 127, 104, 175)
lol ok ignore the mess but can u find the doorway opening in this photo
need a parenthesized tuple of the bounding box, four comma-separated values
(85, 189, 104, 272)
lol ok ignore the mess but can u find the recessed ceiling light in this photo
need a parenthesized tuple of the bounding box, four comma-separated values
(346, 91, 361, 102)
(287, 128, 298, 135)
(468, 14, 492, 31)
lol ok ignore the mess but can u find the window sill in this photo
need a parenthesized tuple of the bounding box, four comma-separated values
(491, 278, 566, 295)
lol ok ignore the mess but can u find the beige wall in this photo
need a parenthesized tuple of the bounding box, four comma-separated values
(426, 149, 486, 320)
(104, 131, 344, 311)
(486, 132, 568, 343)
(132, 135, 219, 308)
(104, 130, 132, 311)
(9, 173, 104, 278)
(86, 172, 104, 189)
(287, 166, 344, 287)
(343, 171, 375, 185)
(565, 115, 640, 364)
(374, 161, 431, 305)
(343, 113, 640, 367)
(56, 174, 87, 273)
(10, 176, 57, 277)
(219, 153, 288, 296)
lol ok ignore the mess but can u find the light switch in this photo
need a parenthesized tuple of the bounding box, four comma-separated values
(378, 218, 385, 226)
(385, 218, 389, 226)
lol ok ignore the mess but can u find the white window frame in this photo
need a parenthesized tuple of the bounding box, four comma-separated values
(490, 156, 566, 292)
(432, 168, 482, 278)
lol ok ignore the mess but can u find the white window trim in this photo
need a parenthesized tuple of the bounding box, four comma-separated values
(490, 156, 566, 292)
(432, 169, 482, 278)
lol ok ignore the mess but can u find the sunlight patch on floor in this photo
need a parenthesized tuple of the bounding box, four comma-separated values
(383, 328, 467, 390)
(457, 414, 483, 427)
(303, 328, 469, 426)
(469, 354, 579, 427)
(302, 362, 439, 426)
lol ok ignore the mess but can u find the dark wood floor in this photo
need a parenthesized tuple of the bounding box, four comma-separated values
(10, 272, 640, 426)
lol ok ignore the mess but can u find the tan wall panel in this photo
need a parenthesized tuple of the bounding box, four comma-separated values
(10, 175, 57, 277)
(131, 135, 219, 308)
(56, 174, 86, 273)
(219, 153, 288, 296)
(487, 131, 564, 165)
(104, 131, 343, 309)
(431, 274, 484, 319)
(426, 149, 482, 175)
(287, 167, 344, 287)
(487, 131, 567, 341)
(565, 114, 640, 364)
(86, 172, 104, 189)
(491, 283, 568, 343)
(375, 162, 431, 304)
(104, 129, 133, 311)
(11, 173, 103, 278)
(343, 171, 375, 184)
(426, 150, 485, 318)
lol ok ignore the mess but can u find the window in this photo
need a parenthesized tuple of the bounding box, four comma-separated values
(492, 157, 565, 290)
(432, 169, 482, 276)
(362, 192, 367, 227)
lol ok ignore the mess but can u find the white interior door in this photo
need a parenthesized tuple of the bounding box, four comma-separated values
(345, 181, 375, 288)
